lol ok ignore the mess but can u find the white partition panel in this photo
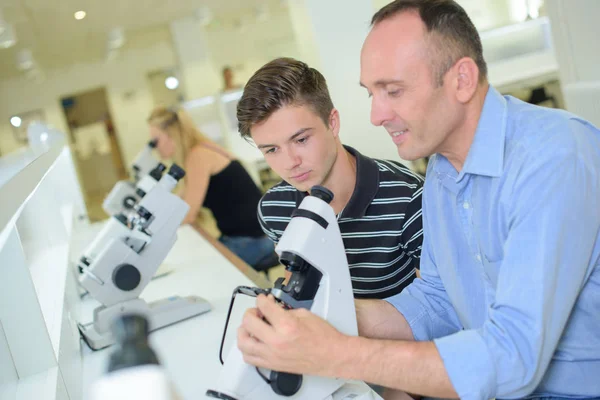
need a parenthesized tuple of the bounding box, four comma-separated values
(0, 137, 86, 400)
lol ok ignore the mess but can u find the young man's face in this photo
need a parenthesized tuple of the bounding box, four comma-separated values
(360, 11, 463, 161)
(251, 105, 340, 192)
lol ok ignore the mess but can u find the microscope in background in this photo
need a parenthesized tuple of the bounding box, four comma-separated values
(78, 163, 211, 350)
(103, 139, 163, 217)
(89, 314, 181, 400)
(207, 186, 381, 400)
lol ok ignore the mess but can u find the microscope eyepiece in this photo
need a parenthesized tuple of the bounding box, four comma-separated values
(107, 314, 160, 373)
(168, 163, 186, 182)
(112, 314, 149, 344)
(310, 185, 334, 204)
(149, 163, 166, 181)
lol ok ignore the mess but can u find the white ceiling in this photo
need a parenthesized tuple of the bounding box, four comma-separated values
(0, 0, 286, 80)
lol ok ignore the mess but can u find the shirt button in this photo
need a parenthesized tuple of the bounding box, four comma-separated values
(463, 202, 470, 209)
(476, 254, 482, 262)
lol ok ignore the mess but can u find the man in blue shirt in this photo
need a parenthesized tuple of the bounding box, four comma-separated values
(235, 1, 600, 399)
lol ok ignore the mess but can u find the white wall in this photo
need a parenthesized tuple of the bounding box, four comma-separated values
(372, 0, 541, 31)
(170, 9, 300, 101)
(205, 10, 301, 85)
(546, 0, 600, 127)
(286, 0, 404, 164)
(0, 40, 177, 165)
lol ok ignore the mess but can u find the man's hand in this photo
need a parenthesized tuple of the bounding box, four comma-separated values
(237, 294, 347, 377)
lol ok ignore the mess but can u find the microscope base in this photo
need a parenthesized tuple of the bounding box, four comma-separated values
(330, 381, 383, 399)
(79, 295, 211, 350)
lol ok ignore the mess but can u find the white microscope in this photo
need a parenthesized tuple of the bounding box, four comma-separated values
(78, 163, 211, 350)
(206, 186, 382, 400)
(102, 139, 163, 217)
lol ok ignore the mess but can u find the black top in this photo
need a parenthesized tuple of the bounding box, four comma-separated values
(203, 160, 264, 238)
(258, 146, 424, 299)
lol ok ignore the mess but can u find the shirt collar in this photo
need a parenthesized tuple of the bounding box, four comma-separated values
(294, 145, 380, 218)
(456, 85, 507, 182)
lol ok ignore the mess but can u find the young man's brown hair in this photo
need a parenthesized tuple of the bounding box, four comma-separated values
(237, 57, 334, 138)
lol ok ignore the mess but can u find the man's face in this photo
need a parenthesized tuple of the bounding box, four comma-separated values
(251, 105, 339, 192)
(360, 12, 462, 161)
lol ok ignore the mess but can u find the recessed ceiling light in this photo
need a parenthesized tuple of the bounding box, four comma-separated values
(165, 76, 179, 90)
(74, 11, 86, 20)
(10, 116, 22, 128)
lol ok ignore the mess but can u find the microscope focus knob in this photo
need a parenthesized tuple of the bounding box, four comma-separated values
(168, 163, 186, 182)
(112, 264, 141, 291)
(123, 195, 137, 209)
(269, 371, 302, 397)
(310, 185, 334, 204)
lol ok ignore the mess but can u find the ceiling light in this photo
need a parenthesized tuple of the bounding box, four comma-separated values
(107, 27, 125, 49)
(16, 49, 35, 70)
(0, 23, 16, 48)
(10, 116, 22, 128)
(74, 11, 86, 20)
(165, 76, 179, 90)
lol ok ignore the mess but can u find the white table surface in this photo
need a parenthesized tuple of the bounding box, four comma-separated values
(81, 224, 262, 399)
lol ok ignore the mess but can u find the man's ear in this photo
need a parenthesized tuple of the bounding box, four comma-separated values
(329, 108, 341, 138)
(453, 57, 480, 103)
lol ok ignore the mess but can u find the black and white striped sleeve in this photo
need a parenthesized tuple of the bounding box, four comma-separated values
(257, 196, 281, 244)
(401, 184, 424, 266)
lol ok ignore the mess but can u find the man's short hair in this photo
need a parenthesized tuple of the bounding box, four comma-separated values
(371, 0, 488, 86)
(237, 57, 334, 138)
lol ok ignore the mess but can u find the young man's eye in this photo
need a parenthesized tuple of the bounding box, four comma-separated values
(296, 136, 308, 144)
(265, 147, 276, 154)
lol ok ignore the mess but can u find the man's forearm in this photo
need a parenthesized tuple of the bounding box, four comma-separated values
(330, 336, 458, 398)
(356, 299, 414, 340)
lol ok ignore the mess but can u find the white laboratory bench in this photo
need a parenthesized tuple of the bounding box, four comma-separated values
(0, 141, 272, 400)
(80, 224, 270, 399)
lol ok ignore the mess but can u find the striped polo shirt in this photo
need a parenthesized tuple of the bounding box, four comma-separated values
(257, 146, 424, 299)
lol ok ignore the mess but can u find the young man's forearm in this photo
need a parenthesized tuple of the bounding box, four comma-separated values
(356, 299, 414, 340)
(330, 336, 458, 398)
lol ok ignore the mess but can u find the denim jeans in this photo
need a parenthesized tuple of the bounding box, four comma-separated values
(522, 398, 600, 400)
(218, 235, 278, 271)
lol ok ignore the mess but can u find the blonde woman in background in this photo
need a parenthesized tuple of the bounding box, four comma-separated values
(147, 106, 278, 271)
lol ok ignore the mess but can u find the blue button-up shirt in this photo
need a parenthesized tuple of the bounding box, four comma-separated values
(387, 86, 600, 399)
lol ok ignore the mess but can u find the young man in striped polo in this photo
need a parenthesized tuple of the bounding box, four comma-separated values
(236, 57, 423, 300)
